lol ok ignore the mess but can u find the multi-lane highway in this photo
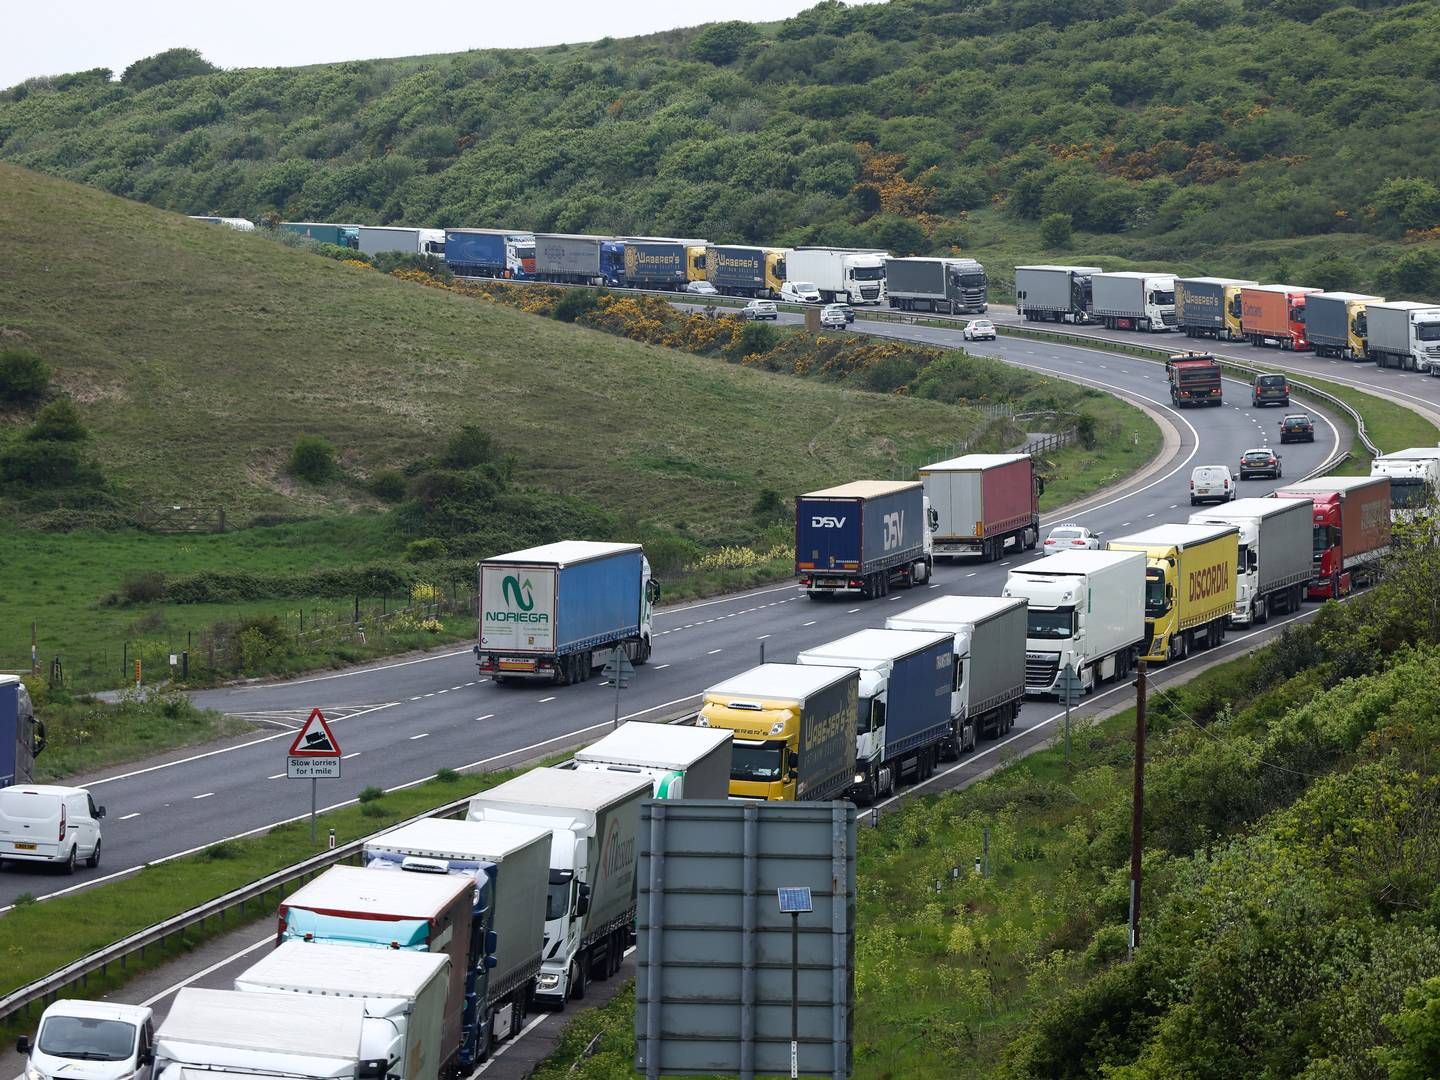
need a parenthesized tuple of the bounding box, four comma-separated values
(0, 320, 1345, 909)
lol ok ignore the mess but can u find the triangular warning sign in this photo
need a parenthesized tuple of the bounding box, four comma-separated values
(289, 708, 342, 756)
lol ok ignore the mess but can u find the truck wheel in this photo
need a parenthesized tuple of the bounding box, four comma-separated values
(570, 959, 588, 1000)
(634, 637, 652, 665)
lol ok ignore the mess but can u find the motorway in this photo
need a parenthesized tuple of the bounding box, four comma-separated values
(0, 318, 1345, 909)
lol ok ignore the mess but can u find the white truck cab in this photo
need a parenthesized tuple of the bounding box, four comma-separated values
(18, 1001, 155, 1080)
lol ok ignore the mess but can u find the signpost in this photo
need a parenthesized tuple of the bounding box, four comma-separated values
(1057, 663, 1083, 764)
(777, 886, 814, 1080)
(287, 708, 342, 842)
(604, 647, 634, 729)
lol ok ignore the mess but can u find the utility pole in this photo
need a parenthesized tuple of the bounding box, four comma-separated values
(1128, 660, 1148, 961)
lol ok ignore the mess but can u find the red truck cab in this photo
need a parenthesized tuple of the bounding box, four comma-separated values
(1273, 477, 1391, 599)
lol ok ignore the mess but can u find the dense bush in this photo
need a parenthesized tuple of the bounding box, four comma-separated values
(0, 348, 50, 403)
(367, 469, 407, 501)
(288, 434, 336, 483)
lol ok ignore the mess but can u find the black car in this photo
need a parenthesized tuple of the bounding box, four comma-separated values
(1239, 448, 1282, 480)
(1279, 414, 1315, 443)
(835, 303, 855, 324)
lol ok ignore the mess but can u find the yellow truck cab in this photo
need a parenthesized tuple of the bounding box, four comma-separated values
(686, 245, 708, 283)
(696, 663, 857, 802)
(1106, 523, 1239, 662)
(1223, 284, 1248, 341)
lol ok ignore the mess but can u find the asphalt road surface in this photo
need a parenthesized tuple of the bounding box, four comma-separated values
(0, 321, 1345, 909)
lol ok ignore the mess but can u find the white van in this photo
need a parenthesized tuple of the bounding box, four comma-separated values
(1190, 464, 1237, 505)
(0, 784, 105, 872)
(18, 1001, 155, 1080)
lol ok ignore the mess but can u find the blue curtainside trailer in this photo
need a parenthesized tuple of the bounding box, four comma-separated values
(795, 481, 931, 599)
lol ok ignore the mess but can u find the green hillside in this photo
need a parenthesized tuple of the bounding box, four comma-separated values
(3, 2, 1440, 292)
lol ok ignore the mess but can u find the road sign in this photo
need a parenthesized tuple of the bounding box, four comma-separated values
(602, 651, 635, 685)
(1056, 664, 1084, 708)
(287, 757, 341, 779)
(288, 708, 342, 757)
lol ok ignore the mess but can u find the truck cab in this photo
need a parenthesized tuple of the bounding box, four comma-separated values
(1371, 448, 1440, 525)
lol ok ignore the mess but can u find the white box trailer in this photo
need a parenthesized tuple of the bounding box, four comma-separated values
(570, 722, 733, 798)
(886, 594, 1027, 741)
(357, 226, 446, 257)
(235, 943, 449, 1080)
(1364, 300, 1440, 372)
(1089, 271, 1177, 332)
(1188, 497, 1312, 626)
(784, 247, 888, 304)
(1002, 550, 1145, 696)
(155, 988, 378, 1080)
(466, 768, 649, 1007)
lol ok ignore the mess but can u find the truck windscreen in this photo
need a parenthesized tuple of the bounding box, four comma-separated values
(852, 266, 884, 281)
(731, 741, 785, 782)
(1417, 322, 1440, 341)
(1390, 479, 1431, 509)
(1027, 607, 1076, 639)
(1153, 290, 1175, 305)
(1145, 572, 1168, 616)
(959, 273, 987, 288)
(1313, 526, 1336, 555)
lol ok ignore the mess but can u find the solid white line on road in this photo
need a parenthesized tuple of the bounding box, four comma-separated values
(409, 733, 429, 740)
(192, 792, 214, 800)
(654, 664, 671, 670)
(538, 696, 556, 703)
(118, 812, 141, 821)
(141, 934, 273, 1007)
(707, 649, 723, 655)
(227, 649, 473, 691)
(475, 714, 494, 722)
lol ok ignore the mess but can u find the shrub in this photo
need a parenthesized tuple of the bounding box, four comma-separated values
(289, 434, 336, 483)
(368, 469, 406, 502)
(1076, 413, 1099, 450)
(0, 440, 104, 489)
(360, 801, 390, 818)
(121, 570, 166, 604)
(0, 349, 50, 403)
(25, 399, 88, 442)
(730, 322, 780, 359)
(435, 768, 460, 783)
(1040, 212, 1074, 248)
(752, 489, 788, 524)
(553, 288, 603, 323)
(358, 785, 385, 803)
(405, 538, 448, 562)
(121, 48, 217, 90)
(440, 424, 494, 469)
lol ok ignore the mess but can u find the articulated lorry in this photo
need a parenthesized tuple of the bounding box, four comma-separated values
(706, 245, 787, 298)
(155, 988, 382, 1080)
(785, 247, 888, 304)
(1370, 447, 1440, 525)
(533, 234, 624, 287)
(1002, 551, 1145, 696)
(1188, 497, 1312, 626)
(357, 227, 446, 258)
(363, 818, 552, 1058)
(621, 238, 705, 290)
(466, 768, 648, 1008)
(1, 675, 43, 788)
(1239, 284, 1320, 350)
(884, 256, 987, 314)
(1175, 277, 1255, 340)
(444, 229, 534, 279)
(886, 595, 1027, 743)
(475, 541, 658, 686)
(568, 722, 733, 799)
(1014, 265, 1100, 324)
(235, 943, 450, 1080)
(1274, 476, 1392, 599)
(1167, 352, 1223, 407)
(1305, 292, 1382, 360)
(920, 453, 1042, 562)
(795, 481, 933, 598)
(697, 663, 858, 803)
(280, 222, 359, 249)
(796, 629, 956, 803)
(1106, 524, 1240, 662)
(1363, 300, 1440, 372)
(1089, 271, 1177, 332)
(277, 866, 480, 1071)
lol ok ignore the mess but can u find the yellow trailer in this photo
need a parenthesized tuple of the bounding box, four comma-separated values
(1105, 523, 1240, 662)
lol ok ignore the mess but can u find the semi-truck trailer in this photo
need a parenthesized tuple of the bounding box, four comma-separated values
(568, 722, 733, 799)
(621, 238, 705, 290)
(1363, 300, 1440, 372)
(696, 663, 858, 803)
(1167, 352, 1223, 407)
(444, 229, 535, 279)
(1305, 292, 1382, 360)
(280, 222, 359, 249)
(1002, 551, 1145, 696)
(277, 866, 480, 1070)
(1089, 271, 1177, 332)
(1, 675, 43, 788)
(234, 943, 450, 1080)
(533, 234, 624, 287)
(357, 226, 446, 257)
(475, 541, 658, 686)
(920, 453, 1042, 562)
(1014, 265, 1101, 324)
(706, 245, 787, 298)
(796, 629, 956, 803)
(362, 818, 552, 1058)
(784, 247, 888, 304)
(795, 481, 933, 597)
(1370, 447, 1440, 525)
(466, 768, 648, 1008)
(884, 256, 988, 314)
(1239, 284, 1320, 350)
(885, 594, 1027, 742)
(1187, 497, 1312, 626)
(1106, 524, 1240, 662)
(1273, 476, 1392, 599)
(1175, 277, 1255, 340)
(155, 988, 381, 1080)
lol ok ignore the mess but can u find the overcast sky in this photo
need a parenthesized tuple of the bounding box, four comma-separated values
(2, 1, 879, 89)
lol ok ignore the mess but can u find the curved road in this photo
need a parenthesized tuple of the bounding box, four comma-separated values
(0, 324, 1344, 908)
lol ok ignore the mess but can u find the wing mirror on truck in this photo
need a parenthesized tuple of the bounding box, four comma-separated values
(16, 1037, 31, 1055)
(647, 580, 661, 603)
(576, 882, 592, 918)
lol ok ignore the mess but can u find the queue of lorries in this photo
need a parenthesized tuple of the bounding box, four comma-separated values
(1015, 265, 1440, 374)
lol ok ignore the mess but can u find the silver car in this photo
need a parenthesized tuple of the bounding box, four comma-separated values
(1042, 524, 1101, 555)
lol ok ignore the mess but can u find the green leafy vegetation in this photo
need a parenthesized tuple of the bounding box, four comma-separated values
(3, 2, 1439, 289)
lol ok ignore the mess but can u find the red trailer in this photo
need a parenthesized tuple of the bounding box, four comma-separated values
(1240, 285, 1319, 351)
(920, 453, 1043, 561)
(1273, 476, 1391, 599)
